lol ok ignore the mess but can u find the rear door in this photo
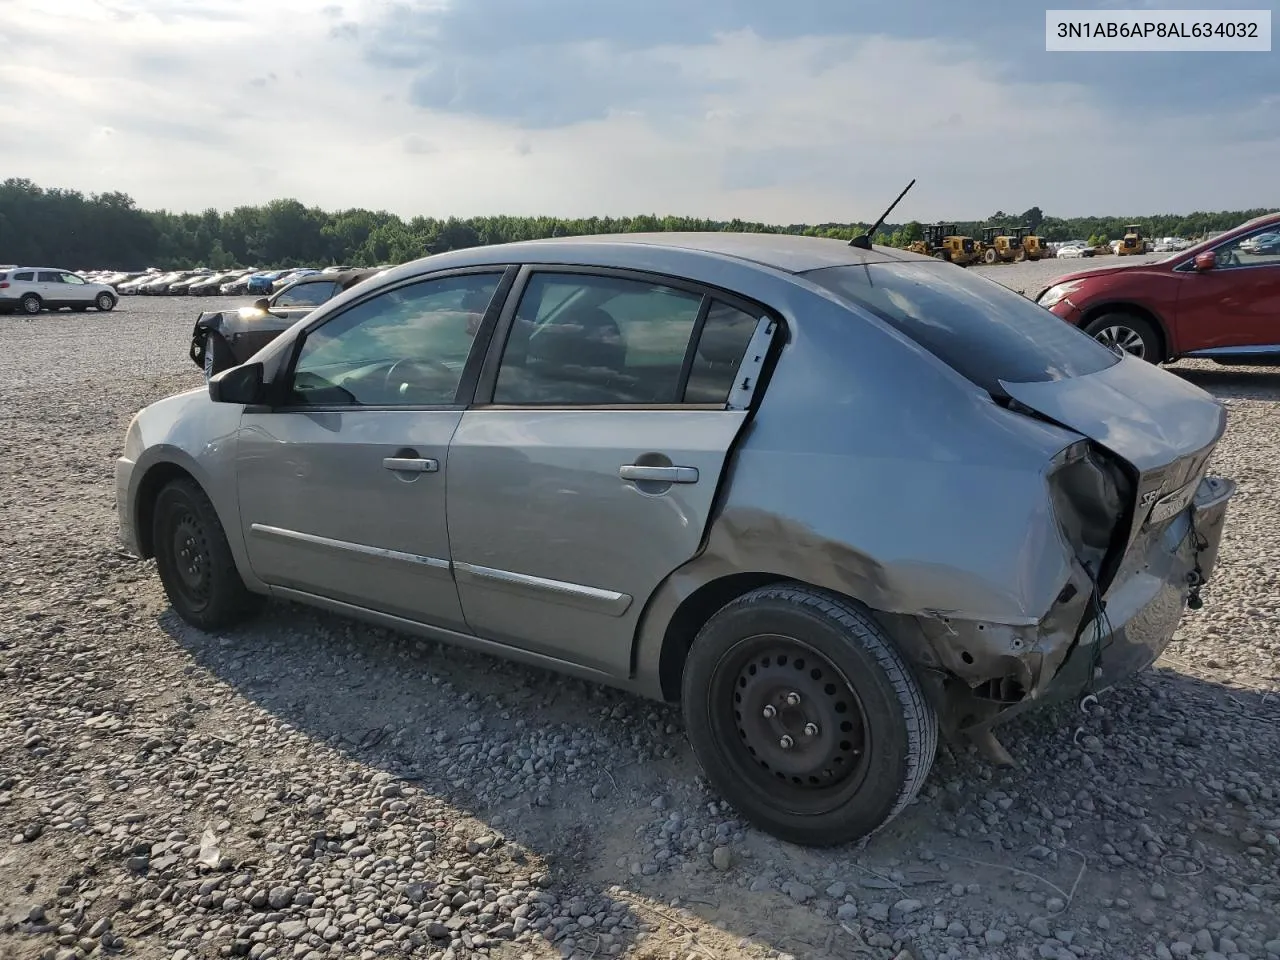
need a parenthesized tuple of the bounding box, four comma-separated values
(36, 271, 64, 306)
(445, 267, 775, 675)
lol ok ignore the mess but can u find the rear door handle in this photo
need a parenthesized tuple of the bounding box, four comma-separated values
(619, 464, 699, 484)
(383, 457, 438, 473)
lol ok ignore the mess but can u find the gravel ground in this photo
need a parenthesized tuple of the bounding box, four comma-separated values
(2, 258, 1278, 960)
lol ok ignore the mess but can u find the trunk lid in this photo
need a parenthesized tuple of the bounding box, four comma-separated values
(1000, 353, 1226, 544)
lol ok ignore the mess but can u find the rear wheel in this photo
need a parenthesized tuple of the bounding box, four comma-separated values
(20, 293, 42, 315)
(152, 478, 264, 630)
(1084, 312, 1162, 362)
(681, 585, 937, 847)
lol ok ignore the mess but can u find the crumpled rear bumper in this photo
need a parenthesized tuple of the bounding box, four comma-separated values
(990, 474, 1236, 723)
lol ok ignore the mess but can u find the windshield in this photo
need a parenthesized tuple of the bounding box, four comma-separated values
(802, 261, 1119, 393)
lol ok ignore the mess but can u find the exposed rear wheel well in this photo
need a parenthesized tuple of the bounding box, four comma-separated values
(134, 462, 199, 558)
(1080, 303, 1170, 361)
(657, 572, 790, 701)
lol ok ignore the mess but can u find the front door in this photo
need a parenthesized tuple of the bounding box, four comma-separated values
(59, 272, 94, 305)
(1176, 227, 1280, 352)
(447, 269, 773, 675)
(235, 269, 509, 630)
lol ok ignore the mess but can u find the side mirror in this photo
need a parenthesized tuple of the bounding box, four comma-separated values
(209, 362, 266, 405)
(1193, 252, 1217, 272)
(253, 297, 271, 311)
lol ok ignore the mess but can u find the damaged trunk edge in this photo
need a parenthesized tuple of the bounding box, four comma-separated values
(877, 371, 1233, 748)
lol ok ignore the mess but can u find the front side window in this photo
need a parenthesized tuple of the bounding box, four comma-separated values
(288, 272, 502, 407)
(803, 262, 1119, 392)
(61, 273, 86, 285)
(493, 273, 715, 405)
(37, 271, 62, 283)
(1212, 227, 1280, 269)
(275, 280, 337, 308)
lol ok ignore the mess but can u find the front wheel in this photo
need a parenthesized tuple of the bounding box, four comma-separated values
(681, 585, 937, 847)
(152, 478, 264, 630)
(96, 292, 116, 311)
(1084, 313, 1162, 363)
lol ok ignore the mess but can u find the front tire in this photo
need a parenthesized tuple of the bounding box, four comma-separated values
(20, 293, 42, 315)
(1084, 312, 1162, 362)
(96, 292, 116, 311)
(152, 478, 263, 630)
(681, 585, 937, 847)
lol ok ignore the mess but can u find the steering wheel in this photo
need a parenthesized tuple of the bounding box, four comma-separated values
(383, 357, 452, 397)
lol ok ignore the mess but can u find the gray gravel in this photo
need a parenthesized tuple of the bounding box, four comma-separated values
(1, 264, 1278, 960)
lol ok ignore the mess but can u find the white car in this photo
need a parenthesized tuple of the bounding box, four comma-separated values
(0, 267, 119, 314)
(1055, 243, 1093, 259)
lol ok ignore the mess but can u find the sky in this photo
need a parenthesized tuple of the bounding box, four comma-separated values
(0, 0, 1276, 223)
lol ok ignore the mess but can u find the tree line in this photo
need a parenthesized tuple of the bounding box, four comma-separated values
(1, 179, 1273, 270)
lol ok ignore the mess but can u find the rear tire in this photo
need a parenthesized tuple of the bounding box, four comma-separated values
(20, 293, 42, 315)
(681, 585, 937, 847)
(152, 478, 264, 630)
(1084, 312, 1162, 363)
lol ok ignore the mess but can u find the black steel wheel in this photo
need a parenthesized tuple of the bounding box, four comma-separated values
(152, 478, 263, 630)
(718, 635, 872, 811)
(682, 585, 937, 846)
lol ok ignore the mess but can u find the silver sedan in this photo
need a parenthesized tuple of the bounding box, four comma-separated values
(116, 233, 1235, 845)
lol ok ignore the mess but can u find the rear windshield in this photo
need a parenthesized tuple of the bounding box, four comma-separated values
(802, 262, 1118, 393)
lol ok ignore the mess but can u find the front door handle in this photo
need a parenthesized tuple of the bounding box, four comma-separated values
(383, 457, 438, 473)
(619, 464, 699, 484)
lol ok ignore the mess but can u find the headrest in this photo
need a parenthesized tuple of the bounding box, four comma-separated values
(528, 306, 626, 372)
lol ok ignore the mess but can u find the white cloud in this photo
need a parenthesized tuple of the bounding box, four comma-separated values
(1, 1, 1274, 221)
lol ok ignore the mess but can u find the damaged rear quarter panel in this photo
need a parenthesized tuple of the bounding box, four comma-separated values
(632, 285, 1092, 702)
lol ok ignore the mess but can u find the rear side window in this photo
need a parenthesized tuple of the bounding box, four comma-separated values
(802, 262, 1118, 392)
(14, 272, 33, 281)
(0, 273, 7, 281)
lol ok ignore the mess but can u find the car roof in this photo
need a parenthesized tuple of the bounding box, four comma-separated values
(409, 232, 937, 275)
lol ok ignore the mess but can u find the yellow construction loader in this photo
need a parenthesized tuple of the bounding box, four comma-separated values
(908, 223, 980, 266)
(980, 226, 1020, 264)
(1116, 224, 1145, 256)
(1010, 225, 1045, 261)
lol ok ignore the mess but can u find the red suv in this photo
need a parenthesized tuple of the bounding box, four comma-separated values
(1034, 212, 1280, 365)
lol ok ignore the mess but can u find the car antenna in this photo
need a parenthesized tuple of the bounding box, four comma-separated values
(849, 178, 916, 249)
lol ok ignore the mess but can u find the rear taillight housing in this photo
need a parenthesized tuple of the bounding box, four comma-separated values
(1047, 440, 1134, 591)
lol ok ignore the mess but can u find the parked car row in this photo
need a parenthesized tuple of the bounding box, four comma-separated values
(67, 264, 396, 298)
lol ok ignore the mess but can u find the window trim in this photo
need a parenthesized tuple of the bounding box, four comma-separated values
(265, 265, 519, 414)
(472, 264, 780, 411)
